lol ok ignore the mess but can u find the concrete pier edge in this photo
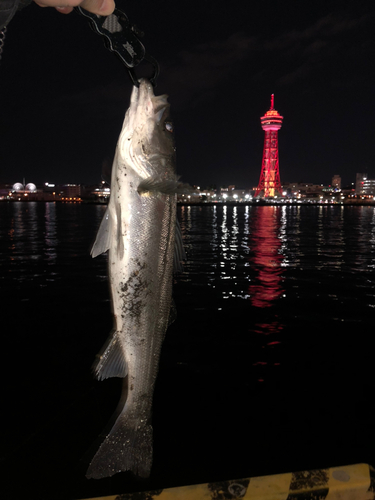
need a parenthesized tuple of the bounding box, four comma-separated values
(79, 463, 375, 499)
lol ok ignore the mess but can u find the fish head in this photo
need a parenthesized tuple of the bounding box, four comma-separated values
(120, 79, 176, 179)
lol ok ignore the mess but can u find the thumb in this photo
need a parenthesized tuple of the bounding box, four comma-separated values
(79, 0, 115, 15)
(33, 0, 115, 15)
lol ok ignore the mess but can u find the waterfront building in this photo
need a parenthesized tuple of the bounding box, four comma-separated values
(363, 179, 375, 195)
(282, 182, 324, 199)
(89, 182, 111, 202)
(355, 174, 375, 195)
(61, 184, 81, 199)
(355, 173, 367, 194)
(332, 175, 341, 190)
(0, 183, 13, 200)
(255, 94, 283, 198)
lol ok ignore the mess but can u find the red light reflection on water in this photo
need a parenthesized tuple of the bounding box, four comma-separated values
(248, 206, 285, 382)
(249, 206, 284, 308)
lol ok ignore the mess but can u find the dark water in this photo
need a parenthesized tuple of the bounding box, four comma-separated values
(1, 202, 375, 499)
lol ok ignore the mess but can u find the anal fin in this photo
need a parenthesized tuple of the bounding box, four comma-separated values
(93, 330, 127, 381)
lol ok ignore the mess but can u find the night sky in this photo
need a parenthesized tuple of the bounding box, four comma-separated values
(0, 0, 374, 189)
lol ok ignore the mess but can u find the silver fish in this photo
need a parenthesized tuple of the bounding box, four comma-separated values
(86, 79, 181, 479)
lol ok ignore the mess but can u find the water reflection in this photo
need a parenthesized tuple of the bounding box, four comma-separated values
(353, 206, 375, 272)
(7, 202, 41, 263)
(44, 202, 58, 264)
(248, 206, 285, 308)
(1, 202, 109, 287)
(247, 206, 285, 382)
(370, 208, 375, 270)
(178, 203, 286, 315)
(177, 204, 286, 383)
(316, 206, 345, 271)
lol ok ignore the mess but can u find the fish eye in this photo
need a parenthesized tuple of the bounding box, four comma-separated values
(165, 122, 173, 133)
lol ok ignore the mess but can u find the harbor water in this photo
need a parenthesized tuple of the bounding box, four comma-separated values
(1, 201, 375, 499)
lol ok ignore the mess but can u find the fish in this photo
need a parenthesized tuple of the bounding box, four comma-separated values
(86, 78, 183, 479)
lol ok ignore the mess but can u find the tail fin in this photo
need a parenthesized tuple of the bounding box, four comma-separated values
(86, 408, 153, 479)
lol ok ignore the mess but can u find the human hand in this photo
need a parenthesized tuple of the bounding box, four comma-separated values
(33, 0, 116, 16)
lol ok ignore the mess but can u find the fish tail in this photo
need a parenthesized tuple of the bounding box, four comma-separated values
(86, 408, 153, 479)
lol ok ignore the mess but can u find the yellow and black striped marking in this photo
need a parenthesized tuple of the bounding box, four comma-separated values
(80, 463, 375, 500)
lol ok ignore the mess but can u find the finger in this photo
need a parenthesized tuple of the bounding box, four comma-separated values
(33, 0, 115, 16)
(80, 0, 115, 15)
(55, 6, 74, 13)
(34, 0, 82, 8)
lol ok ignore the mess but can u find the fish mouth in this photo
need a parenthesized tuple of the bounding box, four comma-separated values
(119, 78, 175, 179)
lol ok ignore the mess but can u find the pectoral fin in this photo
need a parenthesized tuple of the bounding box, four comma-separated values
(138, 176, 192, 195)
(91, 207, 112, 258)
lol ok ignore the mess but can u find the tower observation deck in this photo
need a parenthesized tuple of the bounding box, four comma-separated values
(255, 94, 283, 198)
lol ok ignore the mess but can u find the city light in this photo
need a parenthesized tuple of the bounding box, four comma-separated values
(2, 172, 375, 205)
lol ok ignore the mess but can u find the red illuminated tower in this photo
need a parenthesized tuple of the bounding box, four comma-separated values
(255, 94, 283, 198)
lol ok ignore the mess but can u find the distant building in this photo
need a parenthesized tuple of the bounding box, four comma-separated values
(281, 182, 324, 199)
(178, 186, 251, 203)
(61, 184, 81, 200)
(227, 189, 250, 201)
(178, 186, 215, 203)
(332, 175, 341, 190)
(354, 173, 375, 196)
(88, 182, 111, 202)
(355, 173, 367, 195)
(363, 179, 375, 195)
(0, 183, 14, 200)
